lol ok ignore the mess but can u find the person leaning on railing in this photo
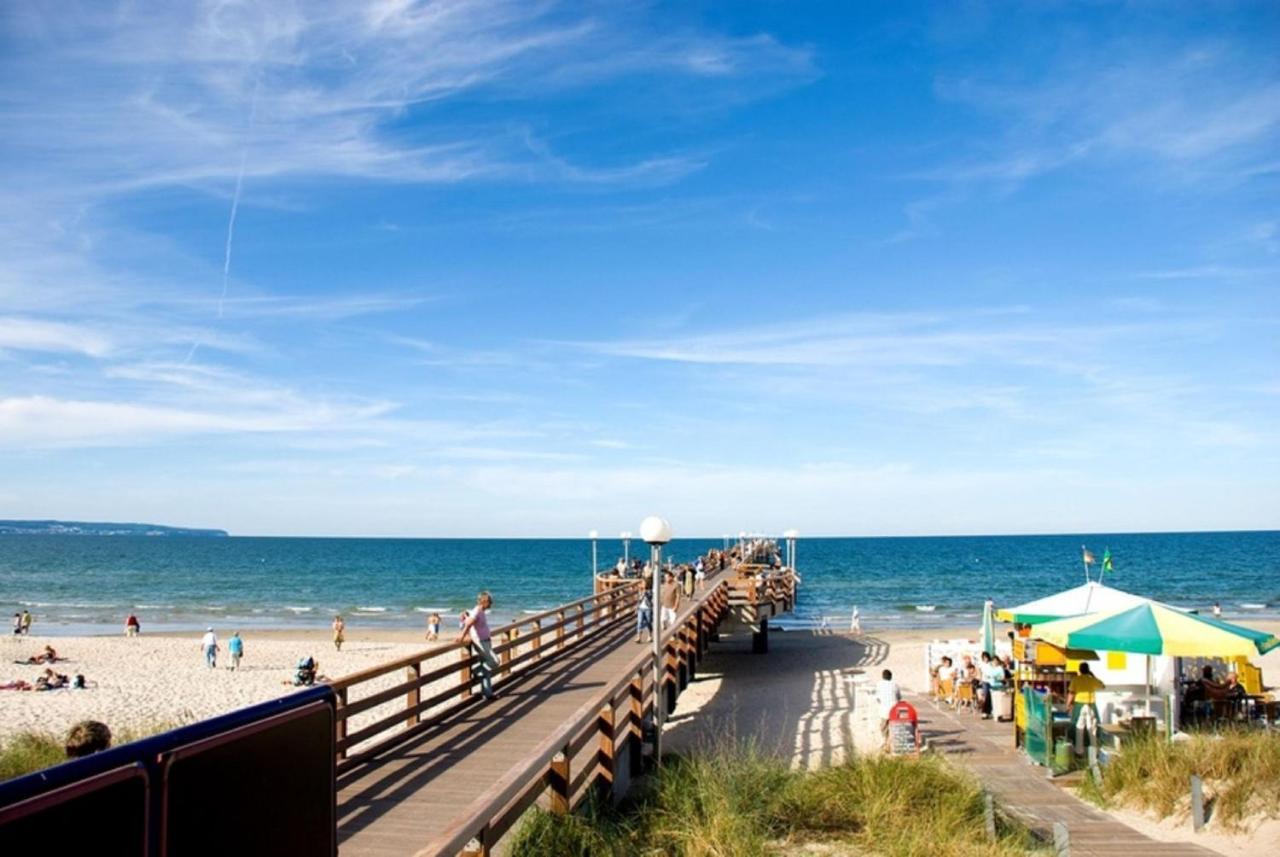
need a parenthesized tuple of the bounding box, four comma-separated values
(458, 591, 500, 701)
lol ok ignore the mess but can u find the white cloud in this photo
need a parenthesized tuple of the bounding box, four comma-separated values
(0, 317, 115, 358)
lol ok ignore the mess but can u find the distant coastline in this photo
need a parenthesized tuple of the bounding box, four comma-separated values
(0, 519, 228, 537)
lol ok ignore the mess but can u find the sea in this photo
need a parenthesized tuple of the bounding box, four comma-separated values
(2, 531, 1278, 636)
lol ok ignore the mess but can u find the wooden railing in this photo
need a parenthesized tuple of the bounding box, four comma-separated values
(416, 580, 732, 857)
(330, 580, 645, 774)
(729, 564, 798, 609)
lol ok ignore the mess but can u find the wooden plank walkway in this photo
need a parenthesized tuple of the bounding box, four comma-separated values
(914, 693, 1217, 856)
(335, 581, 719, 857)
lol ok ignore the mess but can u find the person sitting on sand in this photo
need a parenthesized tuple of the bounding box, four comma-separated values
(426, 613, 441, 642)
(331, 615, 345, 652)
(125, 614, 140, 637)
(292, 656, 318, 686)
(36, 668, 69, 691)
(21, 645, 58, 665)
(65, 720, 112, 758)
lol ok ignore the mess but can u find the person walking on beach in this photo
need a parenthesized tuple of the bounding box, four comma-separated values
(850, 606, 862, 636)
(201, 627, 219, 669)
(20, 610, 32, 635)
(1212, 601, 1223, 619)
(227, 631, 244, 671)
(124, 613, 140, 637)
(876, 669, 901, 749)
(660, 571, 681, 630)
(426, 612, 441, 642)
(457, 591, 499, 701)
(11, 613, 21, 637)
(332, 615, 345, 651)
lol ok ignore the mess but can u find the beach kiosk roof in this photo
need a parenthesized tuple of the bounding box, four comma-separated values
(995, 581, 1148, 625)
(1032, 602, 1280, 658)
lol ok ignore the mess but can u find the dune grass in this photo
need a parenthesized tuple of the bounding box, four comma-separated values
(510, 744, 1040, 856)
(0, 720, 188, 783)
(1085, 730, 1280, 831)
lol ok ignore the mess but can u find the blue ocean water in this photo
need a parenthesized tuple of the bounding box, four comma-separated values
(2, 532, 1277, 636)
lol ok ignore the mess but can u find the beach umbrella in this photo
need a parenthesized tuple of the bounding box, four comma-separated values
(980, 599, 996, 657)
(995, 582, 1148, 625)
(1034, 602, 1279, 658)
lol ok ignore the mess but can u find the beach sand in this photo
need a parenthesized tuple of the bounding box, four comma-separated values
(0, 629, 443, 742)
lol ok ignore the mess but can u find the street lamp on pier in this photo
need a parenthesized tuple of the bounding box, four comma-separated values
(783, 528, 799, 570)
(588, 530, 598, 589)
(621, 531, 632, 566)
(640, 515, 672, 767)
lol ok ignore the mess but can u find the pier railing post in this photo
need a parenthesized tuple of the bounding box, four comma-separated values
(576, 604, 585, 640)
(557, 609, 566, 651)
(335, 687, 348, 760)
(629, 669, 645, 773)
(405, 662, 421, 728)
(533, 619, 543, 659)
(598, 703, 616, 798)
(549, 748, 571, 815)
(460, 647, 473, 699)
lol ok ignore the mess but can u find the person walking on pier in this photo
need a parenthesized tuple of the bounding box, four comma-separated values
(660, 571, 681, 629)
(635, 587, 653, 643)
(458, 591, 499, 701)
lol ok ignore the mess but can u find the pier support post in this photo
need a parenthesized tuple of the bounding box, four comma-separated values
(752, 618, 769, 654)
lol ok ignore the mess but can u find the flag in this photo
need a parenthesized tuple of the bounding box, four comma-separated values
(1082, 546, 1095, 566)
(1102, 548, 1113, 573)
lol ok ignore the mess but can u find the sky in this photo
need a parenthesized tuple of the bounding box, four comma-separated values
(1, 1, 1277, 538)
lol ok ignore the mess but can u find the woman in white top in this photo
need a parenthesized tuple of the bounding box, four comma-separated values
(458, 591, 499, 700)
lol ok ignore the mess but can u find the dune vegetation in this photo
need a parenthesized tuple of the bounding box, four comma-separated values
(511, 745, 1041, 856)
(1080, 730, 1280, 831)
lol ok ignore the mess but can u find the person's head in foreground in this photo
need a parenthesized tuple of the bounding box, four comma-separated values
(65, 720, 112, 758)
(1078, 663, 1093, 677)
(882, 669, 893, 681)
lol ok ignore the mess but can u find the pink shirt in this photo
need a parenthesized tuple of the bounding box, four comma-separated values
(469, 606, 491, 643)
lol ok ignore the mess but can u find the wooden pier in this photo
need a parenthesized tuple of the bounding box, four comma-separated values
(331, 548, 798, 856)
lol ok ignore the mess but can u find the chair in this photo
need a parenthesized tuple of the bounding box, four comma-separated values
(935, 679, 954, 704)
(954, 682, 976, 714)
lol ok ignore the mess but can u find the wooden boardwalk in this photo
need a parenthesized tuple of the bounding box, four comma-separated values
(335, 571, 742, 856)
(915, 693, 1217, 856)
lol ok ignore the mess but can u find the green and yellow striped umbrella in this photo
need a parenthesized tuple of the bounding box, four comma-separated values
(1034, 602, 1280, 658)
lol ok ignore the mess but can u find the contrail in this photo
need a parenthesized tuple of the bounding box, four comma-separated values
(218, 149, 248, 320)
(184, 79, 259, 364)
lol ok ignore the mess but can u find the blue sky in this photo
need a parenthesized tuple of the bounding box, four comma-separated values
(1, 1, 1277, 537)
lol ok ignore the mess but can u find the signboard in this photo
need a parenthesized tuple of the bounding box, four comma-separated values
(886, 700, 920, 757)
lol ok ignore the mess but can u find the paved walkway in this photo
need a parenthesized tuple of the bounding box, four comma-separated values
(915, 694, 1217, 856)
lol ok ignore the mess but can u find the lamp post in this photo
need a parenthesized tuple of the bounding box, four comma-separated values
(722, 534, 729, 552)
(738, 531, 747, 559)
(589, 530, 598, 590)
(621, 531, 631, 566)
(783, 529, 799, 569)
(640, 515, 672, 767)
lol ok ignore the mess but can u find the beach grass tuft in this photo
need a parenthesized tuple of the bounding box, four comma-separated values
(510, 743, 1040, 856)
(1087, 730, 1280, 831)
(0, 720, 190, 783)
